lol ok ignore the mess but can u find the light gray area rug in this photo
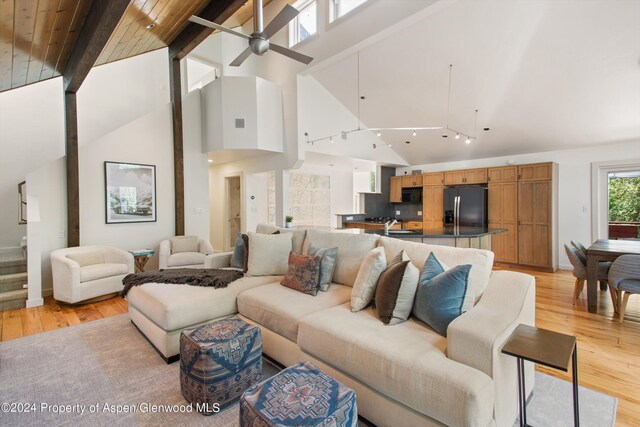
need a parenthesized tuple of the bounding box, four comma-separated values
(0, 314, 617, 426)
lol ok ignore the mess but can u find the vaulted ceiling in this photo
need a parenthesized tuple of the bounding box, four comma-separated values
(311, 0, 640, 165)
(0, 0, 270, 92)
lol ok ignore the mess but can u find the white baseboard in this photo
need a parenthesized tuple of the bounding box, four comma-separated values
(558, 264, 573, 271)
(42, 288, 53, 297)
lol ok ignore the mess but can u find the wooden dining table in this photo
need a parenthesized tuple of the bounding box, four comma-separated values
(586, 239, 640, 313)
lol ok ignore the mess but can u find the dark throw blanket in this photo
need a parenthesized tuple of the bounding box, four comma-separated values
(121, 268, 244, 297)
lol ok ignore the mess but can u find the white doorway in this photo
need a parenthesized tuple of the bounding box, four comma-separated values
(225, 176, 242, 250)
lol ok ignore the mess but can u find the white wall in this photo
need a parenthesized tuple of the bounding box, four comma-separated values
(397, 139, 640, 268)
(0, 78, 65, 249)
(77, 49, 170, 145)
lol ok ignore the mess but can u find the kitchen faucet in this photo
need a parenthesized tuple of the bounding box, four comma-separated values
(384, 219, 398, 235)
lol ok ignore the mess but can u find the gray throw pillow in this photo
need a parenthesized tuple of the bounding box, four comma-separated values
(308, 245, 338, 292)
(230, 234, 245, 269)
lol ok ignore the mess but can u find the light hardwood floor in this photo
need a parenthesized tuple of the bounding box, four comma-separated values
(1, 268, 639, 425)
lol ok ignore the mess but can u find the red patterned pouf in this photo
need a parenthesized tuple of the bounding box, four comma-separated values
(180, 317, 262, 415)
(240, 361, 358, 427)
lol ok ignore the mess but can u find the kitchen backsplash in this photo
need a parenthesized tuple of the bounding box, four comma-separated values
(393, 203, 422, 220)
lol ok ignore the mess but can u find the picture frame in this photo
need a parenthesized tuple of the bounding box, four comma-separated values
(104, 161, 157, 224)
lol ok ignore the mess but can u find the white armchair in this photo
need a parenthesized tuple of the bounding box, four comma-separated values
(51, 246, 134, 304)
(159, 236, 213, 269)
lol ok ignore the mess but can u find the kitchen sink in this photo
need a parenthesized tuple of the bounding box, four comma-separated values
(387, 230, 418, 234)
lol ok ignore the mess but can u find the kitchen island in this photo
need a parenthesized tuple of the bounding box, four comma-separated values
(339, 226, 507, 250)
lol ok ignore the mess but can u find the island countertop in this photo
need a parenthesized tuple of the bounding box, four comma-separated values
(337, 226, 508, 238)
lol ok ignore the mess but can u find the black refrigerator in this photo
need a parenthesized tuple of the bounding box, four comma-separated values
(443, 186, 488, 227)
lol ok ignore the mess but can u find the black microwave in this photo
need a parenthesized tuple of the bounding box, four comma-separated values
(401, 187, 422, 203)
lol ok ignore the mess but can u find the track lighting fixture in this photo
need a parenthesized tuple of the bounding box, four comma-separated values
(376, 131, 381, 137)
(455, 133, 460, 139)
(412, 130, 417, 136)
(465, 138, 471, 144)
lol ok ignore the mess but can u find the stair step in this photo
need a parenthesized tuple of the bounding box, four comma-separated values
(0, 272, 28, 292)
(0, 289, 27, 310)
(0, 258, 27, 275)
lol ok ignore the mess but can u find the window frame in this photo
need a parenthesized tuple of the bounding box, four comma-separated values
(328, 0, 370, 24)
(289, 0, 318, 47)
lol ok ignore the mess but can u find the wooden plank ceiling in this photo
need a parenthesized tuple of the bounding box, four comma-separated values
(0, 0, 268, 93)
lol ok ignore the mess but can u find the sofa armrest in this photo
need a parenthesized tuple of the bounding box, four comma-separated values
(103, 247, 135, 273)
(159, 239, 171, 269)
(199, 239, 214, 255)
(50, 251, 81, 302)
(204, 252, 232, 269)
(447, 270, 535, 426)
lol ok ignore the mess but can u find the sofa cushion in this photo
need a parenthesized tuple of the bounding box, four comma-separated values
(67, 251, 104, 267)
(170, 236, 199, 254)
(374, 256, 420, 325)
(351, 247, 387, 312)
(237, 283, 351, 342)
(413, 253, 472, 336)
(126, 275, 281, 331)
(308, 245, 338, 292)
(247, 232, 293, 276)
(378, 236, 493, 307)
(80, 263, 128, 283)
(303, 230, 380, 287)
(281, 252, 322, 296)
(297, 304, 495, 427)
(168, 252, 206, 268)
(256, 224, 306, 254)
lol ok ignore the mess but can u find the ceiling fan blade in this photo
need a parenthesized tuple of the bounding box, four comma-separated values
(269, 43, 314, 65)
(229, 47, 253, 67)
(262, 4, 299, 39)
(188, 15, 250, 40)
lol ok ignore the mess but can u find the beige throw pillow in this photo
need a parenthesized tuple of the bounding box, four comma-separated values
(66, 251, 104, 267)
(170, 236, 199, 254)
(247, 232, 293, 276)
(351, 247, 387, 312)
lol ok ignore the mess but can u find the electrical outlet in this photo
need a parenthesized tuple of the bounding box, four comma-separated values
(417, 211, 422, 216)
(193, 208, 204, 214)
(582, 206, 588, 214)
(57, 230, 65, 239)
(396, 210, 401, 216)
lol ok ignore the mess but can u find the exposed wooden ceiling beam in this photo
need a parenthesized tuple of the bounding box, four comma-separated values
(63, 0, 130, 93)
(169, 0, 246, 60)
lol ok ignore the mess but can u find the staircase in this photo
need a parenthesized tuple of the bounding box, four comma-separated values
(0, 255, 28, 311)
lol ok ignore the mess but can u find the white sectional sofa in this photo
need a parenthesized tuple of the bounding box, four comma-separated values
(126, 225, 535, 427)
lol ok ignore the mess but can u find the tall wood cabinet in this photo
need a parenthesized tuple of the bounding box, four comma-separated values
(517, 163, 557, 270)
(422, 185, 443, 229)
(488, 167, 518, 263)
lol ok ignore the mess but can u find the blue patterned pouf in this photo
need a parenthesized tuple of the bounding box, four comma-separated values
(240, 361, 358, 427)
(180, 317, 262, 415)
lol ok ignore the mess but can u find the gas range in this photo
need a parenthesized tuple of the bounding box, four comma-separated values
(364, 217, 402, 224)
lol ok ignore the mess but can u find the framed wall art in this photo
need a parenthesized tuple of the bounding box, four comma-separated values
(104, 161, 156, 224)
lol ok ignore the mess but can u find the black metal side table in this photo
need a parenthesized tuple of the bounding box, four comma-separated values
(501, 324, 579, 427)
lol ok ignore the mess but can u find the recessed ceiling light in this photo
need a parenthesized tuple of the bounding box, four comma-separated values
(329, 164, 334, 166)
(442, 134, 448, 138)
(376, 131, 381, 137)
(483, 127, 490, 131)
(146, 23, 155, 29)
(412, 130, 417, 136)
(405, 140, 410, 144)
(330, 136, 334, 143)
(208, 159, 213, 163)
(388, 144, 392, 147)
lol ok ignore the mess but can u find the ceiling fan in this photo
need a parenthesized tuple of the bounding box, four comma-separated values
(188, 0, 314, 67)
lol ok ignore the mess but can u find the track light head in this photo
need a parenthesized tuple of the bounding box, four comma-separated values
(465, 137, 471, 144)
(412, 130, 417, 136)
(455, 133, 460, 140)
(376, 131, 381, 137)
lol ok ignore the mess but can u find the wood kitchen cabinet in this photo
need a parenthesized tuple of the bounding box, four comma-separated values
(488, 182, 518, 263)
(422, 172, 445, 186)
(422, 186, 444, 229)
(390, 176, 402, 203)
(488, 166, 517, 183)
(518, 180, 552, 268)
(518, 163, 553, 181)
(444, 170, 465, 185)
(403, 220, 423, 230)
(402, 175, 423, 187)
(444, 168, 487, 185)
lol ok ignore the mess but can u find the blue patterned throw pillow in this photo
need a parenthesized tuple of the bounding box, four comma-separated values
(308, 245, 338, 292)
(412, 253, 471, 336)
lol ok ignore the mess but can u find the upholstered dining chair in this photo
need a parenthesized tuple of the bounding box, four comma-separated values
(571, 240, 611, 290)
(564, 244, 617, 311)
(608, 255, 640, 323)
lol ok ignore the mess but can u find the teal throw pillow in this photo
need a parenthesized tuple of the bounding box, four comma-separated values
(412, 253, 471, 337)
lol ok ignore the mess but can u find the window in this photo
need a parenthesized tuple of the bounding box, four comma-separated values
(607, 171, 640, 239)
(289, 0, 317, 47)
(329, 0, 369, 22)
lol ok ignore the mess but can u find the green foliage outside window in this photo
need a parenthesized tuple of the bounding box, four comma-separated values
(608, 177, 640, 222)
